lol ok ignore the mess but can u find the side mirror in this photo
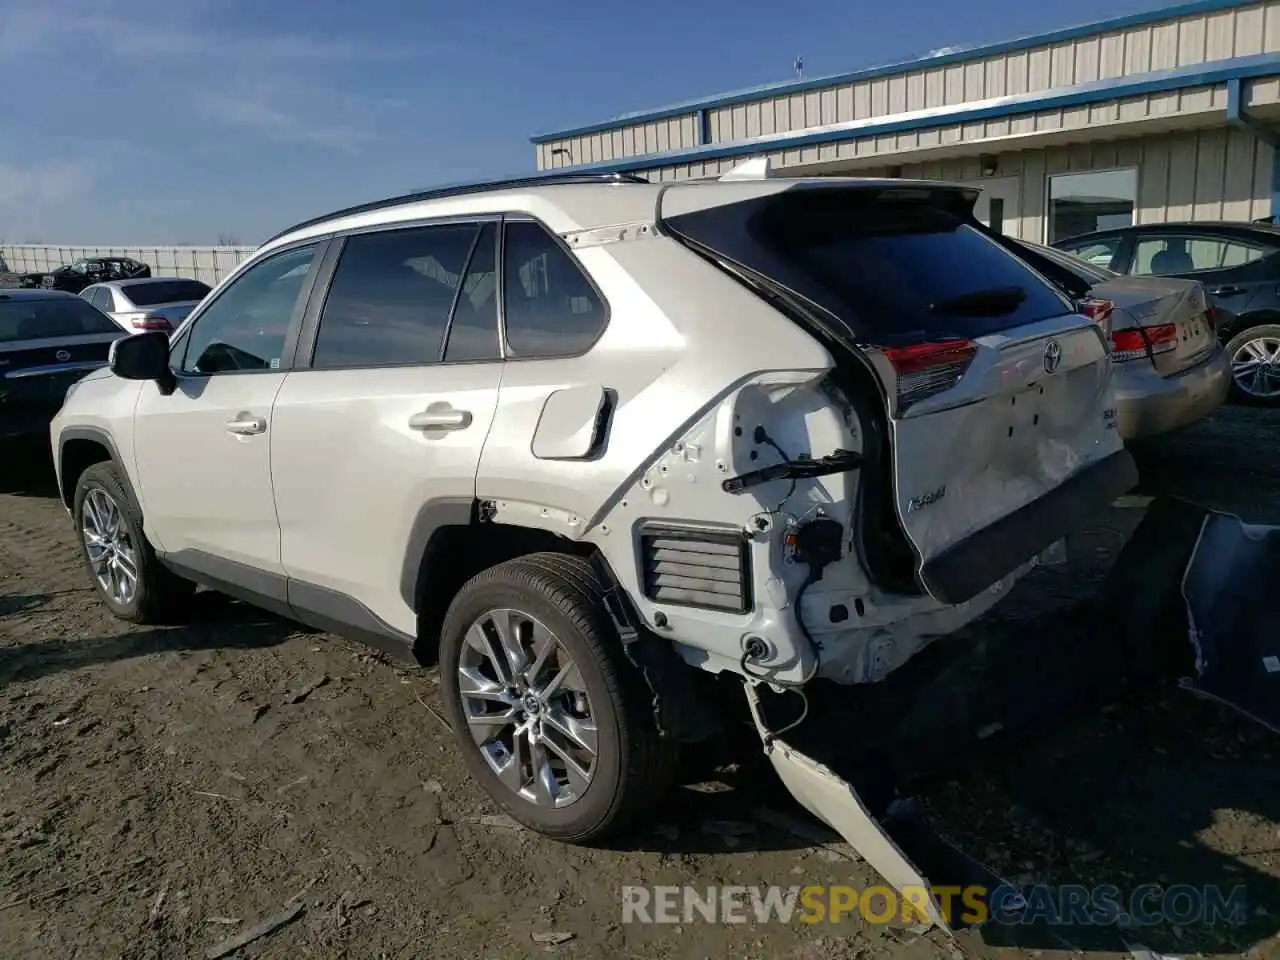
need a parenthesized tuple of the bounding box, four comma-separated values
(109, 331, 177, 395)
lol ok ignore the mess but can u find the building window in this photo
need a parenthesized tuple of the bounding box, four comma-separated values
(1047, 169, 1137, 244)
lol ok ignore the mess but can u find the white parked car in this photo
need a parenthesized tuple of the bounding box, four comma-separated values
(80, 277, 210, 334)
(49, 167, 1135, 925)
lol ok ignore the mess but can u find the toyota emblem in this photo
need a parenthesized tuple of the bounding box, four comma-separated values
(55, 349, 71, 362)
(1042, 340, 1062, 374)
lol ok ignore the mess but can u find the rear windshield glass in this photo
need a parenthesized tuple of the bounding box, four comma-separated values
(0, 298, 121, 342)
(665, 187, 1073, 343)
(123, 280, 210, 306)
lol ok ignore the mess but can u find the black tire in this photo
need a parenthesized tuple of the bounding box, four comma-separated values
(72, 461, 195, 623)
(1223, 322, 1280, 406)
(438, 551, 678, 842)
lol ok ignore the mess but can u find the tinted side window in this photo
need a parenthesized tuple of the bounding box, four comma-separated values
(502, 221, 606, 358)
(444, 223, 500, 363)
(313, 223, 479, 369)
(180, 243, 317, 375)
(1132, 235, 1270, 276)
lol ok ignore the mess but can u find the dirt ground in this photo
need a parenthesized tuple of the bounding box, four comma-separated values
(3, 408, 1280, 960)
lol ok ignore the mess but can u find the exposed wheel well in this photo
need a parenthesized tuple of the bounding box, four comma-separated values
(412, 521, 595, 664)
(58, 438, 113, 508)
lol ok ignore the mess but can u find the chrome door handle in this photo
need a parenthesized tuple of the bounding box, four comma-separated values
(1211, 286, 1245, 297)
(408, 408, 472, 431)
(225, 414, 267, 436)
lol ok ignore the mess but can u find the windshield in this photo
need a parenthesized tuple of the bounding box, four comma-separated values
(124, 280, 210, 306)
(0, 297, 121, 342)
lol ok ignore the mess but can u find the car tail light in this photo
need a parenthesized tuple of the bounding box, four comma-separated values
(880, 339, 977, 408)
(1110, 324, 1178, 363)
(134, 315, 172, 331)
(1079, 297, 1114, 328)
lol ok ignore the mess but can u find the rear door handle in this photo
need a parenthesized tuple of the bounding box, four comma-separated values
(225, 414, 267, 436)
(408, 407, 472, 432)
(1210, 285, 1245, 297)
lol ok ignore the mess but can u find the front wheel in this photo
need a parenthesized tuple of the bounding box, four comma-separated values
(438, 552, 678, 843)
(73, 462, 195, 623)
(1225, 323, 1280, 405)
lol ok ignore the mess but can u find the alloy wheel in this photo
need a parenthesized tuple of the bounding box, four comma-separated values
(81, 487, 138, 606)
(1231, 334, 1280, 400)
(457, 608, 598, 808)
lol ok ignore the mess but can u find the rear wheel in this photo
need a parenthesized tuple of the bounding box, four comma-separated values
(1225, 323, 1280, 405)
(438, 552, 678, 842)
(73, 462, 195, 623)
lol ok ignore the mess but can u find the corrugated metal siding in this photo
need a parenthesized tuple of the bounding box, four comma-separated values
(898, 128, 1274, 239)
(536, 113, 700, 170)
(537, 0, 1280, 170)
(0, 245, 255, 287)
(699, 1, 1279, 144)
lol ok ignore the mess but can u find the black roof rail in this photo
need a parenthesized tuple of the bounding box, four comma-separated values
(261, 171, 650, 247)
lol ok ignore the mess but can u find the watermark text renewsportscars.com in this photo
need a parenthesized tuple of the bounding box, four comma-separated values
(621, 883, 1249, 927)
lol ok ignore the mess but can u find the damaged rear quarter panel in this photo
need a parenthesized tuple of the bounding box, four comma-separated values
(474, 232, 844, 680)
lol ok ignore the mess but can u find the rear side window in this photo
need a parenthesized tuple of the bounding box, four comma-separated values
(124, 280, 210, 306)
(313, 223, 480, 368)
(502, 221, 606, 358)
(665, 187, 1073, 343)
(1131, 235, 1273, 276)
(0, 297, 121, 342)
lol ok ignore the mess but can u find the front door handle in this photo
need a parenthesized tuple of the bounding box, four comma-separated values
(408, 407, 472, 432)
(1211, 285, 1245, 297)
(225, 414, 267, 436)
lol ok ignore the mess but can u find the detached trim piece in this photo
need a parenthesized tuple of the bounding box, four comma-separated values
(920, 450, 1139, 605)
(638, 522, 753, 614)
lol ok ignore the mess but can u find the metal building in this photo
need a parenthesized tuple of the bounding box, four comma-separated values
(531, 0, 1280, 242)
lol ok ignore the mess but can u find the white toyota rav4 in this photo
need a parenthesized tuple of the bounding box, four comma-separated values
(51, 166, 1134, 906)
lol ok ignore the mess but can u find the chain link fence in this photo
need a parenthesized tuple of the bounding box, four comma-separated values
(0, 244, 257, 288)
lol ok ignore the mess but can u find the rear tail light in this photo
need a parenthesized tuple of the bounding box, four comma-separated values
(880, 339, 977, 408)
(134, 315, 172, 331)
(1079, 297, 1114, 329)
(1110, 324, 1178, 363)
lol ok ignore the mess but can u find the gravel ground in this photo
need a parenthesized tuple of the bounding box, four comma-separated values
(2, 407, 1280, 960)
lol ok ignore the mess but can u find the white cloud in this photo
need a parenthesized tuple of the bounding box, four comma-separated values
(0, 0, 408, 151)
(928, 45, 963, 57)
(0, 161, 96, 240)
(196, 94, 368, 154)
(0, 161, 94, 208)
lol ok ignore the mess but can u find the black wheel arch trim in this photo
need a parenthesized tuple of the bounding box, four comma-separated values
(56, 425, 140, 513)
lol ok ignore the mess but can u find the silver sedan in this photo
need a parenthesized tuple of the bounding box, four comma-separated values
(1015, 241, 1231, 442)
(80, 277, 211, 335)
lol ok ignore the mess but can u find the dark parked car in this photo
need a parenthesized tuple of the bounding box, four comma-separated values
(1054, 222, 1280, 405)
(0, 289, 124, 444)
(19, 257, 151, 294)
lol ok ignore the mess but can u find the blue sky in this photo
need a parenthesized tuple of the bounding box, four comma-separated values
(0, 0, 1182, 245)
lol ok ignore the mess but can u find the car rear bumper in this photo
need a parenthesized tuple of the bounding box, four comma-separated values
(1113, 347, 1231, 442)
(919, 449, 1139, 605)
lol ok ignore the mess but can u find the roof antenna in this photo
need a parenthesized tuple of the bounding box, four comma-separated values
(794, 56, 804, 80)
